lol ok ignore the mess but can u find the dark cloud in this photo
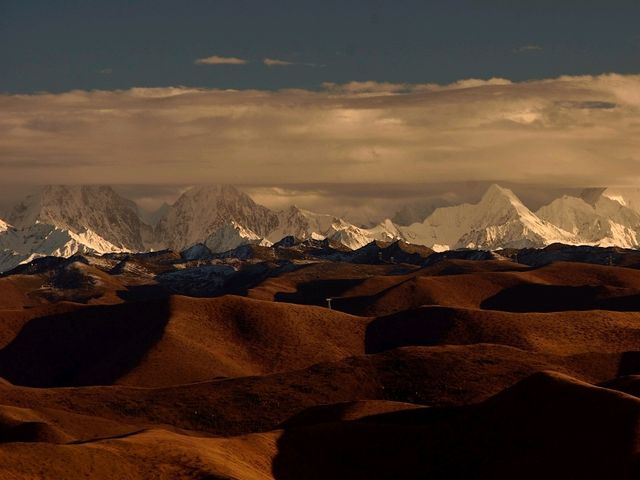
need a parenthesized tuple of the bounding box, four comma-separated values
(556, 100, 618, 110)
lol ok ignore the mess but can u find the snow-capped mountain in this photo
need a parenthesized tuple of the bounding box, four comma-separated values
(368, 219, 405, 242)
(600, 187, 640, 216)
(3, 182, 640, 273)
(0, 223, 122, 273)
(204, 221, 272, 253)
(537, 194, 640, 248)
(267, 206, 327, 243)
(267, 206, 403, 250)
(0, 186, 147, 272)
(9, 185, 147, 251)
(154, 185, 279, 251)
(401, 184, 575, 251)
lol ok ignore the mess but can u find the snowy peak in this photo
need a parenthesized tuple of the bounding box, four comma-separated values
(474, 184, 534, 223)
(204, 221, 271, 253)
(537, 195, 598, 236)
(367, 218, 405, 243)
(268, 205, 315, 242)
(0, 185, 148, 273)
(155, 185, 279, 251)
(269, 206, 347, 243)
(482, 183, 520, 204)
(537, 192, 640, 248)
(0, 223, 122, 273)
(600, 187, 640, 215)
(401, 184, 574, 251)
(9, 185, 146, 251)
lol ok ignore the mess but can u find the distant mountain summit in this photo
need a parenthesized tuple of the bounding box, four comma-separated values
(0, 185, 149, 272)
(9, 185, 146, 251)
(400, 184, 574, 250)
(204, 221, 271, 253)
(537, 193, 640, 248)
(154, 185, 279, 251)
(600, 187, 640, 215)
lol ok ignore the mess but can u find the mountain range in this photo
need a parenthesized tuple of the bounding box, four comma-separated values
(1, 183, 639, 272)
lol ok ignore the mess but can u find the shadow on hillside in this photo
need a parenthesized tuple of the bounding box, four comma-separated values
(364, 308, 453, 354)
(481, 284, 640, 312)
(275, 278, 368, 307)
(117, 284, 169, 302)
(275, 273, 429, 317)
(225, 262, 299, 297)
(618, 351, 640, 377)
(271, 373, 640, 479)
(0, 299, 171, 387)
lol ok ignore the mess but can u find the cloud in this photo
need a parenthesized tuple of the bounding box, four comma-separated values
(263, 58, 322, 67)
(513, 45, 543, 53)
(194, 56, 320, 67)
(263, 58, 294, 67)
(194, 55, 247, 65)
(1, 74, 639, 192)
(97, 68, 113, 75)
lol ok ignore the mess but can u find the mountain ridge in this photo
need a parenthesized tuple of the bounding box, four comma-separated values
(2, 183, 640, 272)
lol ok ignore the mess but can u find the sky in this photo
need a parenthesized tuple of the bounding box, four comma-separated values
(1, 1, 639, 219)
(2, 0, 640, 92)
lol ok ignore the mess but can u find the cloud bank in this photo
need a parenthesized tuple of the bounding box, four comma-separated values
(1, 74, 639, 189)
